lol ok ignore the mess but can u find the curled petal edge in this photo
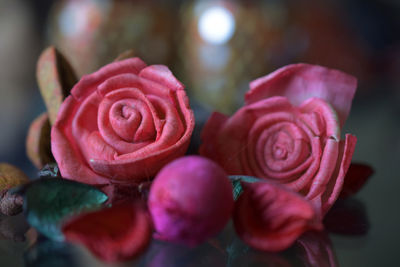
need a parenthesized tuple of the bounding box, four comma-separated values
(246, 63, 357, 127)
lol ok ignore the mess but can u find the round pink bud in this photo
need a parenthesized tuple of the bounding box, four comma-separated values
(148, 155, 234, 246)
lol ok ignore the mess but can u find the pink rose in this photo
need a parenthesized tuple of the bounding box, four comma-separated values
(51, 58, 195, 185)
(200, 64, 357, 215)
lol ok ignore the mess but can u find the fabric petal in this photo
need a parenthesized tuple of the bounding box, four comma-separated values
(51, 97, 109, 184)
(233, 181, 323, 252)
(139, 65, 184, 92)
(72, 58, 147, 100)
(321, 134, 357, 214)
(88, 90, 194, 182)
(246, 64, 357, 127)
(62, 201, 152, 262)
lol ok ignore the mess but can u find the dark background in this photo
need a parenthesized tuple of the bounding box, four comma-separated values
(0, 0, 399, 266)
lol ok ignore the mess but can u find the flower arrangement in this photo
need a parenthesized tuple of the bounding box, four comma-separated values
(0, 47, 373, 263)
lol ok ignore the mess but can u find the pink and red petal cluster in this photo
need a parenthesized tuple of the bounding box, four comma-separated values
(200, 63, 358, 215)
(51, 58, 195, 185)
(51, 61, 364, 258)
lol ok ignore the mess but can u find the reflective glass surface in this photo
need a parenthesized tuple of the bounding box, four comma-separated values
(0, 0, 399, 266)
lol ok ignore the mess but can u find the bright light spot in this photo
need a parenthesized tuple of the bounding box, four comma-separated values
(59, 3, 90, 37)
(198, 6, 235, 45)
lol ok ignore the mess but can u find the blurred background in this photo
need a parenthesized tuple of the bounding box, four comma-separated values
(0, 0, 399, 266)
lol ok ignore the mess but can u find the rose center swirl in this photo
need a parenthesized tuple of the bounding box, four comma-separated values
(109, 99, 155, 143)
(257, 122, 310, 173)
(271, 132, 290, 160)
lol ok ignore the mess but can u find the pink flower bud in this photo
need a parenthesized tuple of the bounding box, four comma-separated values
(148, 156, 234, 246)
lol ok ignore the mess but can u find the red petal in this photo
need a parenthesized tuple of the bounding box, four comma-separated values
(233, 181, 322, 252)
(62, 201, 152, 262)
(339, 163, 373, 199)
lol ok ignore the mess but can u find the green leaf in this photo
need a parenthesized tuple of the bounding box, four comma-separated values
(228, 176, 261, 200)
(19, 178, 108, 241)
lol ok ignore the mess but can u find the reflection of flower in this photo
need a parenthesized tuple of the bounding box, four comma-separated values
(200, 64, 357, 214)
(295, 231, 338, 267)
(51, 58, 194, 185)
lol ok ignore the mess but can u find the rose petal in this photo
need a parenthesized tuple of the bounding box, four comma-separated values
(201, 97, 293, 174)
(52, 98, 110, 185)
(62, 201, 152, 263)
(286, 137, 322, 192)
(97, 88, 159, 154)
(306, 138, 339, 200)
(97, 73, 171, 98)
(320, 134, 357, 214)
(71, 58, 147, 100)
(246, 64, 357, 127)
(233, 181, 322, 252)
(299, 97, 340, 140)
(139, 65, 184, 92)
(88, 91, 194, 182)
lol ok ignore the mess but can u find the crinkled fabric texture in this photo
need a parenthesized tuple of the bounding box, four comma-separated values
(51, 58, 195, 185)
(233, 181, 322, 252)
(200, 64, 357, 215)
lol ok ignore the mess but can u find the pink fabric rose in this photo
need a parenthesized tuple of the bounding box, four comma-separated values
(51, 58, 194, 184)
(200, 64, 357, 215)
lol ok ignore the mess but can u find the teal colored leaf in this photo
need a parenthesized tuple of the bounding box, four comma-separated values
(228, 176, 261, 200)
(20, 178, 108, 241)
